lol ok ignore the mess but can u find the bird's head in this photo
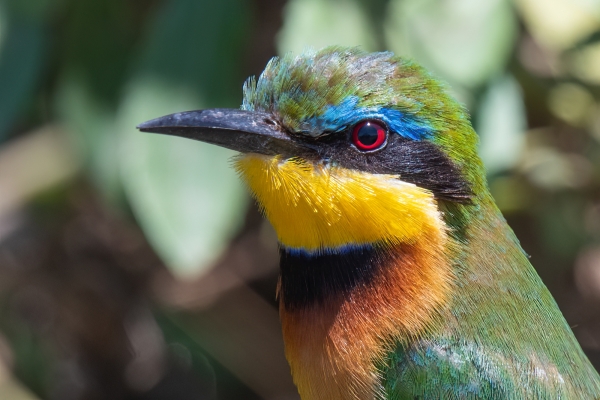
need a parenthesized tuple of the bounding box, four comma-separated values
(138, 47, 487, 254)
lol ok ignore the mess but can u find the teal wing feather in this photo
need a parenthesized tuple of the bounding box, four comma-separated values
(384, 338, 579, 399)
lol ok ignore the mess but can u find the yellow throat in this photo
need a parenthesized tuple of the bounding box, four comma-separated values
(234, 154, 446, 251)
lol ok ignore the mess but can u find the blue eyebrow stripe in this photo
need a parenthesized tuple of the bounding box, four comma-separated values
(304, 96, 433, 141)
(377, 108, 432, 141)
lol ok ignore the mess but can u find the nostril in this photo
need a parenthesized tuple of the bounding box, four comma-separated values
(264, 118, 277, 126)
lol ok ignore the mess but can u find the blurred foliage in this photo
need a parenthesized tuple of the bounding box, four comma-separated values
(116, 0, 250, 277)
(0, 0, 49, 142)
(0, 0, 599, 399)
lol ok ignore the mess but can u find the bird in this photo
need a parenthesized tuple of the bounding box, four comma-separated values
(137, 47, 600, 399)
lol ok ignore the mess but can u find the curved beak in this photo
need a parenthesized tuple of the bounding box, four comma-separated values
(137, 108, 316, 156)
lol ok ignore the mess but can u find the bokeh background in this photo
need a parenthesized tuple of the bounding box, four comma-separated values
(0, 0, 599, 398)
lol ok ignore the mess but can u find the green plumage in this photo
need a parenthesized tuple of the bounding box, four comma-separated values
(242, 47, 600, 398)
(385, 198, 600, 398)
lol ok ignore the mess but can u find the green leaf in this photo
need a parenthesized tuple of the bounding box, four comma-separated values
(384, 0, 517, 89)
(117, 0, 251, 278)
(277, 0, 378, 55)
(55, 77, 123, 204)
(0, 3, 48, 141)
(54, 1, 139, 205)
(515, 0, 600, 51)
(476, 75, 526, 175)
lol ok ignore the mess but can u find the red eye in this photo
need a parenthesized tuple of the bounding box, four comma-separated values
(351, 121, 387, 151)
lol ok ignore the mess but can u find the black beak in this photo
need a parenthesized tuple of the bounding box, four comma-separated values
(137, 108, 316, 156)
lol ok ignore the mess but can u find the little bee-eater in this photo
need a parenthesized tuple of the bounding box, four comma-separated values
(138, 47, 600, 399)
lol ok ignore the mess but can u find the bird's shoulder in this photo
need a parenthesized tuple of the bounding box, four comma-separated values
(382, 337, 598, 400)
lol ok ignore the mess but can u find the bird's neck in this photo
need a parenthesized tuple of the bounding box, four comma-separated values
(235, 154, 459, 399)
(278, 233, 454, 400)
(276, 193, 553, 400)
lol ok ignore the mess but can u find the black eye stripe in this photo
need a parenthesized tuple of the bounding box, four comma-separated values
(290, 122, 472, 203)
(306, 133, 472, 203)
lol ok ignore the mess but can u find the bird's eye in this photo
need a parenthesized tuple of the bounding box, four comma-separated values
(351, 120, 387, 151)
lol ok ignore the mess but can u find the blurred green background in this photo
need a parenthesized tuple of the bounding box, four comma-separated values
(0, 0, 599, 398)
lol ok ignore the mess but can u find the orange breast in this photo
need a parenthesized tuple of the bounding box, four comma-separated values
(280, 230, 454, 400)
